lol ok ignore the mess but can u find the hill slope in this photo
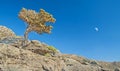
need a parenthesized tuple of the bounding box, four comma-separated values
(0, 26, 120, 71)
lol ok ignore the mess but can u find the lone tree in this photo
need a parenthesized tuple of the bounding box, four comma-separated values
(18, 8, 56, 43)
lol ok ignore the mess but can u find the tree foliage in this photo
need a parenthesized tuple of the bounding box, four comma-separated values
(18, 8, 56, 41)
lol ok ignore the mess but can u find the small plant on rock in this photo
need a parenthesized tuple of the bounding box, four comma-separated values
(47, 46, 57, 53)
(44, 53, 51, 57)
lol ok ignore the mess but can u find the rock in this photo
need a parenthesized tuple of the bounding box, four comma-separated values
(0, 68, 3, 71)
(101, 68, 110, 71)
(0, 42, 120, 71)
(23, 40, 53, 56)
(0, 43, 66, 71)
(90, 60, 98, 65)
(0, 37, 23, 44)
(0, 35, 60, 56)
(0, 26, 16, 40)
(115, 68, 120, 71)
(31, 40, 42, 47)
(0, 26, 120, 71)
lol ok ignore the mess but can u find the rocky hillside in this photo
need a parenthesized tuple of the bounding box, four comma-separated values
(0, 25, 120, 71)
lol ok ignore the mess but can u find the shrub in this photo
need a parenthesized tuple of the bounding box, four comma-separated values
(47, 46, 57, 53)
(44, 53, 51, 57)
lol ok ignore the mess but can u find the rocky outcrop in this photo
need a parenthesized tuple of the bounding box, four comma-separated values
(0, 26, 16, 40)
(0, 26, 120, 71)
(0, 38, 120, 71)
(0, 44, 66, 71)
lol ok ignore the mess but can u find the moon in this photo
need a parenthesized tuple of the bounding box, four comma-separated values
(94, 27, 99, 32)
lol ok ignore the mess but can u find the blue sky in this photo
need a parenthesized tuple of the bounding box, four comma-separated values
(0, 0, 120, 61)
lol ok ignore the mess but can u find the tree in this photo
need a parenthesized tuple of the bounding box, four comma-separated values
(18, 8, 56, 44)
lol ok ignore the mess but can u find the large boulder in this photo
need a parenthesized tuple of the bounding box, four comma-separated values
(0, 26, 16, 40)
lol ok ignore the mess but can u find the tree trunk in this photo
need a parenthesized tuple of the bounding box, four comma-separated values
(23, 26, 32, 46)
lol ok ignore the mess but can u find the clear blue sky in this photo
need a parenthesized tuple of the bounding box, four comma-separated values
(0, 0, 120, 61)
